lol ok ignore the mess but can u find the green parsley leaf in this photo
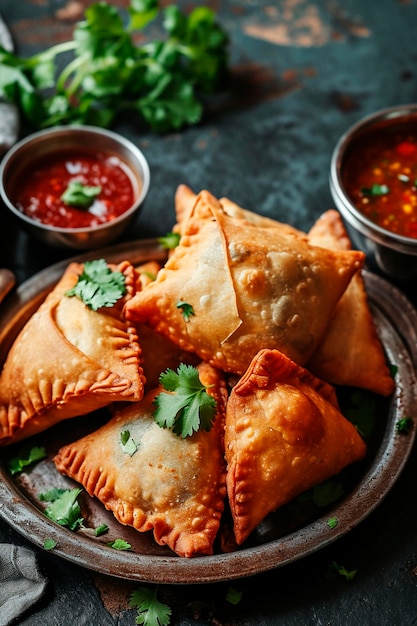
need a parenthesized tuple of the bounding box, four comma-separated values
(120, 429, 139, 456)
(158, 232, 181, 250)
(8, 446, 47, 475)
(361, 184, 389, 196)
(153, 364, 217, 437)
(107, 538, 132, 551)
(43, 538, 57, 550)
(129, 586, 172, 626)
(396, 416, 413, 434)
(326, 516, 339, 529)
(176, 301, 194, 322)
(43, 488, 84, 531)
(94, 523, 109, 537)
(226, 586, 243, 605)
(65, 259, 126, 311)
(61, 181, 102, 209)
(328, 561, 357, 581)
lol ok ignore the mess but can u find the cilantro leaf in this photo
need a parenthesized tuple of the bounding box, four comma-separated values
(65, 259, 126, 310)
(129, 586, 172, 626)
(61, 181, 102, 208)
(108, 538, 132, 550)
(43, 488, 84, 531)
(153, 364, 217, 437)
(226, 586, 243, 605)
(328, 561, 357, 581)
(94, 523, 109, 537)
(43, 538, 57, 550)
(8, 446, 47, 475)
(158, 232, 180, 250)
(326, 516, 339, 529)
(120, 429, 139, 456)
(396, 416, 413, 434)
(176, 301, 194, 322)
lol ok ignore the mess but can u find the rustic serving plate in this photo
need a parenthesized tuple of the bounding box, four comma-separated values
(0, 239, 416, 584)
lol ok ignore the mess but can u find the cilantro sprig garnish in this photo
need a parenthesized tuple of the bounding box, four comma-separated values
(153, 364, 217, 438)
(129, 586, 172, 626)
(40, 487, 84, 531)
(65, 259, 126, 311)
(61, 181, 102, 209)
(0, 0, 229, 133)
(8, 445, 47, 475)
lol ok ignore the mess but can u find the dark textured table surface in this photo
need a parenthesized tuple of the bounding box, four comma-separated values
(1, 1, 417, 625)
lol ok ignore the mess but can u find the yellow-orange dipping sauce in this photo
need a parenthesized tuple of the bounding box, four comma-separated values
(342, 124, 417, 239)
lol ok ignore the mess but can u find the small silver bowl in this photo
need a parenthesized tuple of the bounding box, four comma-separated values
(0, 126, 150, 250)
(330, 104, 417, 281)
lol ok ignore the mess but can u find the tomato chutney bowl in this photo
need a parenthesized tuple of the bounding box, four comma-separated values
(330, 104, 417, 281)
(0, 125, 150, 250)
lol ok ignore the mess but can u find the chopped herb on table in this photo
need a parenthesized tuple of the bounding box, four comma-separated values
(107, 538, 132, 551)
(396, 416, 413, 434)
(129, 586, 172, 626)
(0, 0, 229, 133)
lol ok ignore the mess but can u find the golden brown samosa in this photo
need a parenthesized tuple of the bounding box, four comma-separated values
(225, 348, 366, 544)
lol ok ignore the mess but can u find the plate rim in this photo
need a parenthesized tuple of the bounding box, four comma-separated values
(0, 240, 416, 584)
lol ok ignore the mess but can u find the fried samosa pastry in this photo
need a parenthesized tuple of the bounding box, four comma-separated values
(0, 261, 145, 446)
(225, 349, 366, 544)
(174, 184, 306, 238)
(307, 210, 395, 396)
(126, 190, 365, 374)
(53, 362, 228, 557)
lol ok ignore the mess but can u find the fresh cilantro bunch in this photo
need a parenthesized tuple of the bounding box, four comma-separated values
(0, 0, 229, 133)
(153, 364, 217, 437)
(65, 259, 126, 310)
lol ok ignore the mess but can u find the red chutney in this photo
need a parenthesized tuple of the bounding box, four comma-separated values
(13, 150, 138, 229)
(342, 124, 417, 239)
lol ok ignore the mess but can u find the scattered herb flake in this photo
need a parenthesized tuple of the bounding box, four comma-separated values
(39, 487, 67, 502)
(129, 586, 172, 626)
(176, 301, 194, 322)
(65, 259, 126, 310)
(226, 586, 243, 605)
(43, 538, 57, 550)
(390, 363, 398, 378)
(158, 232, 181, 250)
(328, 561, 357, 581)
(108, 538, 132, 551)
(396, 416, 413, 434)
(94, 524, 109, 537)
(8, 445, 47, 475)
(120, 429, 139, 456)
(61, 181, 102, 209)
(42, 488, 84, 531)
(361, 184, 390, 196)
(326, 516, 339, 529)
(153, 364, 217, 437)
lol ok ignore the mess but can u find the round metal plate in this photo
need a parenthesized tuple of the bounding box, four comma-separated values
(0, 239, 416, 584)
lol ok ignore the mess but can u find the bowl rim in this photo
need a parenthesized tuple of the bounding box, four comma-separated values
(0, 125, 151, 234)
(329, 103, 417, 253)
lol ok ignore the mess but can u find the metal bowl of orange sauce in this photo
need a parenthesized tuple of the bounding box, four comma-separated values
(330, 104, 417, 281)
